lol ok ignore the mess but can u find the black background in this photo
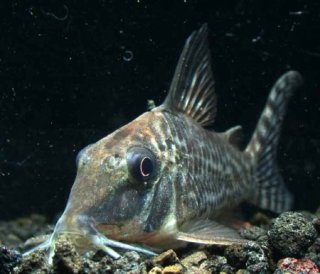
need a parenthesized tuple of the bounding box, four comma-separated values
(0, 0, 319, 220)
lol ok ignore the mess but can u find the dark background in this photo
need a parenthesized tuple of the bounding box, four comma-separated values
(0, 0, 319, 221)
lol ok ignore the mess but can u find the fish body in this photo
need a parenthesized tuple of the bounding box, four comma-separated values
(24, 24, 303, 263)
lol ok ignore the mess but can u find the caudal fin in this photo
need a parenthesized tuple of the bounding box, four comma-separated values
(245, 71, 303, 213)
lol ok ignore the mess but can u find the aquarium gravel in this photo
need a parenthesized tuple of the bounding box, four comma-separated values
(0, 210, 319, 273)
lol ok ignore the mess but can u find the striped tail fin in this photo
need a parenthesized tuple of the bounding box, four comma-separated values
(245, 71, 303, 213)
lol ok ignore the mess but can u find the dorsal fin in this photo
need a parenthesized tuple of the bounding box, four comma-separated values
(163, 24, 217, 127)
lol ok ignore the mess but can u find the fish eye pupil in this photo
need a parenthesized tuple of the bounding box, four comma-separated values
(140, 157, 153, 177)
(127, 147, 157, 183)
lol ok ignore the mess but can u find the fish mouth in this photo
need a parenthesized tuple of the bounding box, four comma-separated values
(23, 213, 157, 265)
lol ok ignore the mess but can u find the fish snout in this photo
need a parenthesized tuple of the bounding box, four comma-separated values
(50, 213, 96, 249)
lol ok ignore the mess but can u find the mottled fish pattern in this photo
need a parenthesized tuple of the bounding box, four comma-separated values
(24, 24, 303, 263)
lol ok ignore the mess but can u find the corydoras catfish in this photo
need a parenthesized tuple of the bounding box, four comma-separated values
(24, 24, 303, 263)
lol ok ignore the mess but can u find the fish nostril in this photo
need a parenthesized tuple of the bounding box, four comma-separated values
(105, 155, 122, 168)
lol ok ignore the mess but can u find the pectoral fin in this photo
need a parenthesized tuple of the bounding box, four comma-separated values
(176, 219, 247, 245)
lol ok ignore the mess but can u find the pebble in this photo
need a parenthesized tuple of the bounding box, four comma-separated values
(276, 257, 319, 273)
(0, 246, 21, 274)
(152, 249, 179, 267)
(268, 212, 318, 257)
(180, 251, 209, 274)
(163, 264, 183, 274)
(224, 245, 247, 269)
(239, 226, 267, 242)
(181, 251, 207, 266)
(148, 266, 162, 274)
(224, 242, 269, 273)
(200, 255, 234, 273)
(312, 217, 320, 233)
(52, 236, 83, 274)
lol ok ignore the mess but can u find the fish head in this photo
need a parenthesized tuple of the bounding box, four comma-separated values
(24, 24, 217, 263)
(48, 108, 179, 259)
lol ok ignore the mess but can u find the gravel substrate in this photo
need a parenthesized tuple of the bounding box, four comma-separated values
(0, 211, 319, 274)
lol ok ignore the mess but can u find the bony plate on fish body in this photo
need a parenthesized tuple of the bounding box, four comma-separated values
(23, 24, 303, 264)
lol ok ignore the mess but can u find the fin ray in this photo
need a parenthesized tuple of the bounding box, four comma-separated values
(164, 24, 217, 127)
(176, 219, 247, 245)
(245, 71, 303, 213)
(223, 125, 243, 149)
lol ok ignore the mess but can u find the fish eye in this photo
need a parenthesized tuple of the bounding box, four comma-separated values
(126, 147, 157, 183)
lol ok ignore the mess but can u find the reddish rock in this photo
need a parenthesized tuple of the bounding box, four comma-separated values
(277, 257, 319, 274)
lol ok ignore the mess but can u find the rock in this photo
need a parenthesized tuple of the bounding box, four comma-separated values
(199, 255, 234, 273)
(162, 264, 183, 274)
(81, 259, 112, 274)
(52, 236, 83, 274)
(179, 251, 208, 273)
(305, 237, 320, 268)
(14, 249, 50, 274)
(80, 253, 114, 274)
(235, 270, 251, 274)
(0, 214, 49, 248)
(224, 242, 269, 273)
(148, 250, 183, 274)
(239, 226, 267, 243)
(148, 266, 162, 274)
(181, 251, 207, 266)
(124, 251, 141, 262)
(1, 211, 319, 273)
(112, 251, 145, 273)
(305, 252, 320, 269)
(243, 242, 269, 273)
(0, 246, 21, 274)
(312, 217, 320, 234)
(152, 249, 179, 267)
(246, 262, 269, 273)
(276, 257, 319, 273)
(268, 212, 318, 257)
(224, 245, 247, 269)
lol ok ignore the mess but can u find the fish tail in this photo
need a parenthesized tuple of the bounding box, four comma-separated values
(245, 71, 303, 213)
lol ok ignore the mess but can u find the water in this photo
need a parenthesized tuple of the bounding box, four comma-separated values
(0, 0, 319, 266)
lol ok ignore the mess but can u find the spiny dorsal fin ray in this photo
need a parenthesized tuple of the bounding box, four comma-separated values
(245, 71, 303, 213)
(224, 125, 243, 149)
(163, 24, 217, 127)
